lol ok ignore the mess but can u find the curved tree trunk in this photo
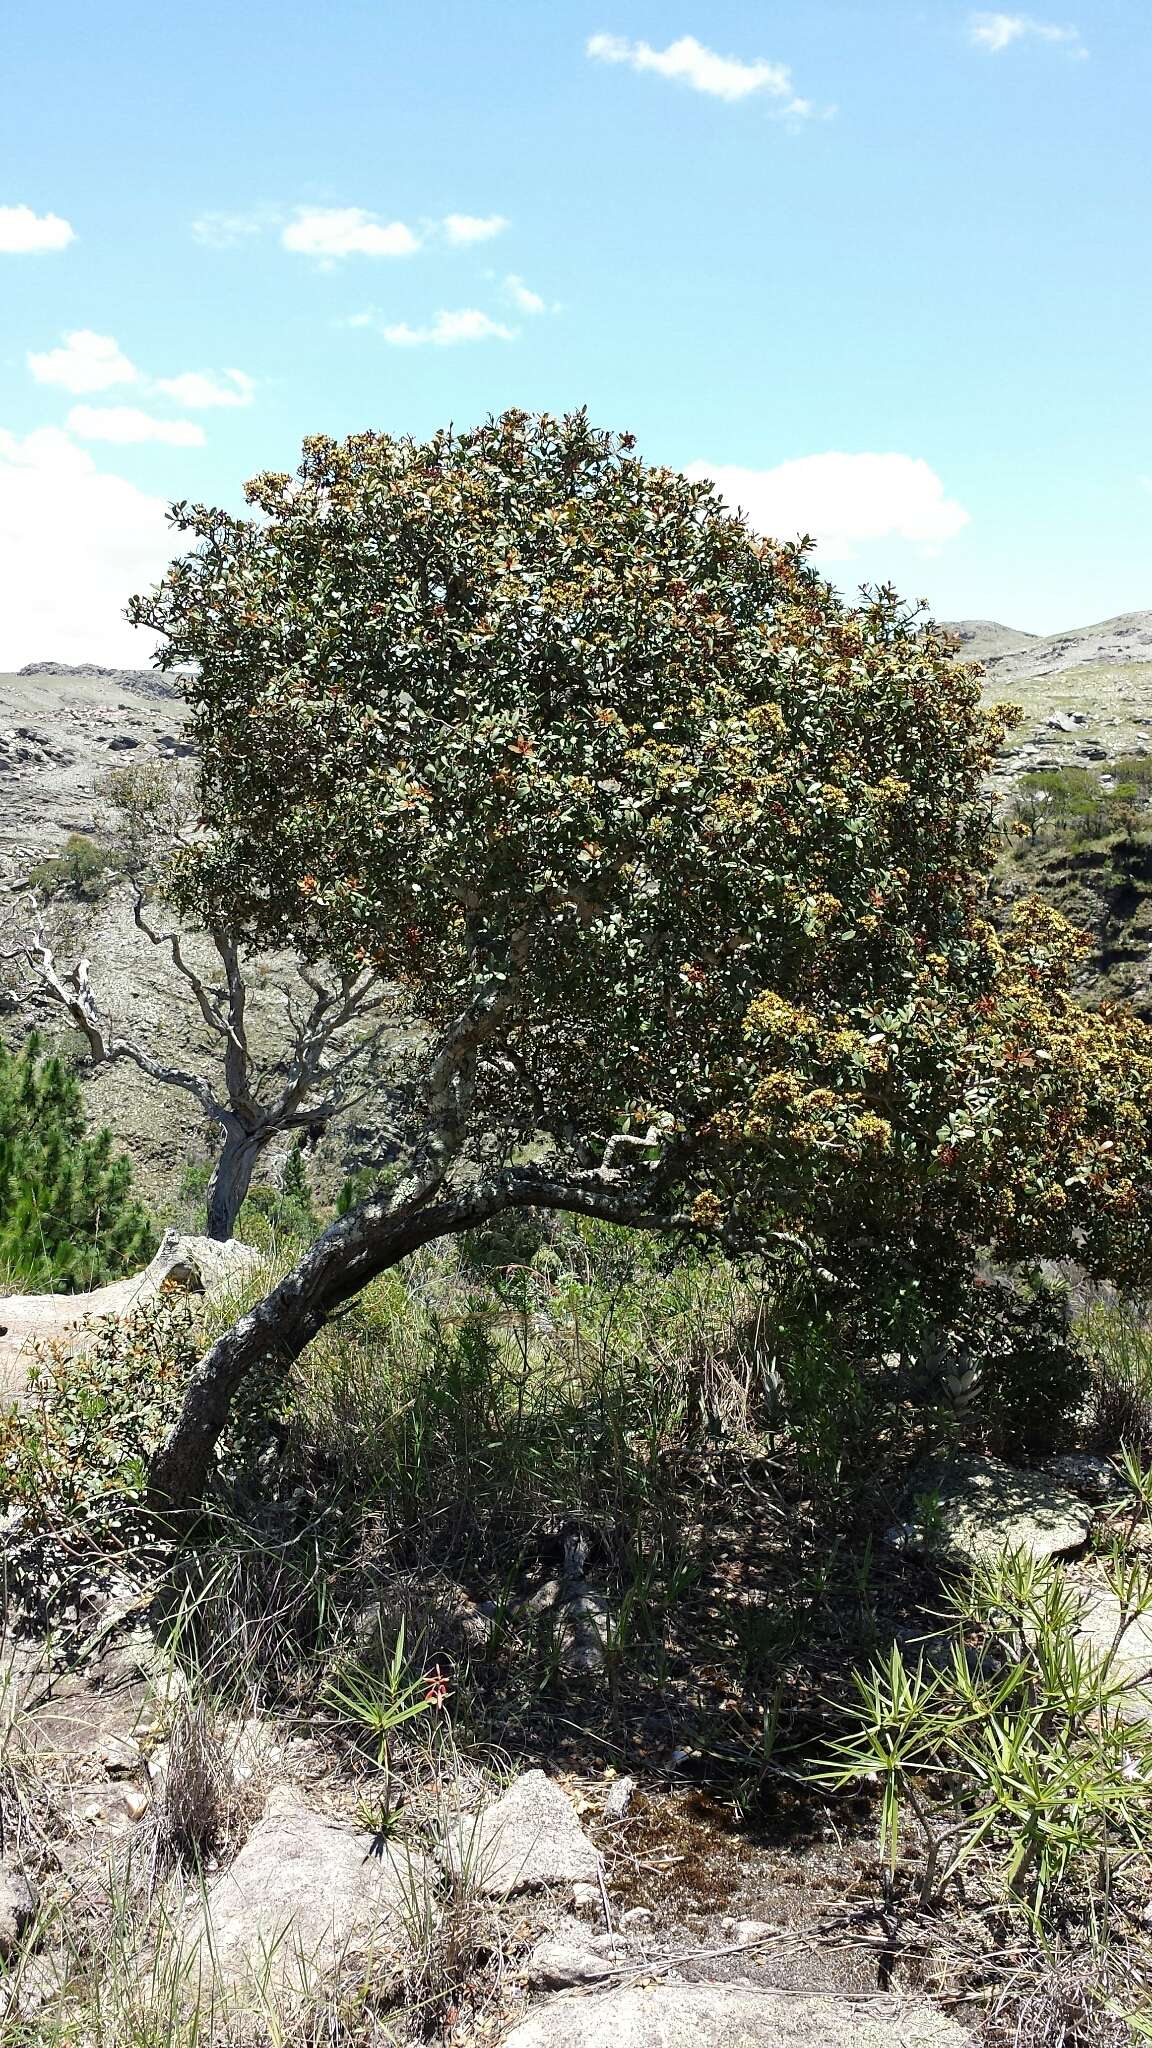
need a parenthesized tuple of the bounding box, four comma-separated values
(204, 1127, 266, 1241)
(146, 1169, 684, 1516)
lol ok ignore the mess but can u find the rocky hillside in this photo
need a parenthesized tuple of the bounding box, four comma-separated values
(0, 667, 188, 879)
(943, 613, 1152, 1021)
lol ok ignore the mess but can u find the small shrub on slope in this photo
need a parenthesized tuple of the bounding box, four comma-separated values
(0, 1296, 196, 1615)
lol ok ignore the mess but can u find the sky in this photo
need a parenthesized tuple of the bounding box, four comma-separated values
(1, 1, 1149, 667)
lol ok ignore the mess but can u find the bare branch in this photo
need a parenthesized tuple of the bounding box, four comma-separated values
(15, 910, 222, 1118)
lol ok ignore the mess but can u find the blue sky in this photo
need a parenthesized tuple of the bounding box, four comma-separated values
(2, 1, 1149, 665)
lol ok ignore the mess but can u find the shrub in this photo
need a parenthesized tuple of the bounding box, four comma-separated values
(816, 1541, 1152, 1931)
(942, 1274, 1089, 1458)
(0, 1296, 196, 1614)
(25, 830, 126, 901)
(0, 1032, 156, 1291)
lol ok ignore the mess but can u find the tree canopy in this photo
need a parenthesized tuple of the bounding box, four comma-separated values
(130, 409, 1152, 1506)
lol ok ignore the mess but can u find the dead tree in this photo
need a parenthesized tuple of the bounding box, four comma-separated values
(9, 901, 391, 1240)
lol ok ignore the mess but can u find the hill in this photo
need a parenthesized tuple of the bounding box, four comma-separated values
(946, 613, 1152, 1026)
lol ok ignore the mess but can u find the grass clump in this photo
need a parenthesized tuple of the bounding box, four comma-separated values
(1083, 1301, 1152, 1454)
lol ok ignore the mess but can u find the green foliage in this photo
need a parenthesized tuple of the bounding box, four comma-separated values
(129, 409, 1152, 1316)
(815, 1542, 1152, 1929)
(324, 1619, 443, 1769)
(335, 1165, 383, 1215)
(0, 1296, 196, 1612)
(1012, 761, 1152, 845)
(25, 830, 127, 901)
(945, 1275, 1090, 1458)
(0, 1033, 156, 1291)
(1082, 1301, 1152, 1453)
(277, 1141, 317, 1237)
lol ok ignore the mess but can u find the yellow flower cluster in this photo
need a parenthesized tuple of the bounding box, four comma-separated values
(747, 702, 787, 739)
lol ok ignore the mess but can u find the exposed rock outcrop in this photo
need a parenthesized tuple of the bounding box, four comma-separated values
(0, 1230, 263, 1402)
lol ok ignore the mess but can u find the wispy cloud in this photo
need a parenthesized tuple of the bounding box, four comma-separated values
(968, 13, 1087, 56)
(0, 203, 75, 253)
(379, 308, 517, 347)
(191, 207, 279, 248)
(587, 31, 809, 109)
(504, 274, 547, 315)
(28, 330, 138, 395)
(685, 453, 969, 560)
(282, 207, 421, 260)
(442, 212, 508, 245)
(67, 405, 206, 448)
(154, 369, 256, 409)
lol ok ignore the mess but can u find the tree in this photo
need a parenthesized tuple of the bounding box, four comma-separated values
(7, 762, 393, 1242)
(127, 410, 1152, 1508)
(0, 1033, 155, 1291)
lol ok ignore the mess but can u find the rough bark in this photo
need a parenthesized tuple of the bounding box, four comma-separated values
(203, 1127, 266, 1242)
(146, 1168, 691, 1515)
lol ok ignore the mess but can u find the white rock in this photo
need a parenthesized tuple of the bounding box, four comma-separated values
(185, 1802, 430, 2003)
(496, 1981, 973, 2046)
(439, 1769, 601, 1896)
(1069, 1579, 1152, 1724)
(603, 1773, 635, 1818)
(523, 1936, 613, 1988)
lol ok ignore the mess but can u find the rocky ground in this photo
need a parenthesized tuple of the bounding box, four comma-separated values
(0, 665, 187, 876)
(0, 1434, 1147, 2045)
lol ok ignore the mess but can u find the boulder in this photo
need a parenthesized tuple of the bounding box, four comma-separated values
(440, 1769, 600, 1896)
(0, 1231, 263, 1403)
(185, 1798, 430, 2003)
(901, 1456, 1090, 1567)
(1069, 1579, 1152, 1723)
(497, 1982, 971, 2047)
(151, 1231, 264, 1297)
(1042, 1453, 1127, 1505)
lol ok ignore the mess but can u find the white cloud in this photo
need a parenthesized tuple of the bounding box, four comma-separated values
(968, 13, 1086, 54)
(0, 427, 176, 668)
(443, 212, 508, 245)
(68, 405, 206, 448)
(28, 329, 138, 395)
(587, 31, 805, 106)
(504, 274, 546, 314)
(281, 207, 420, 260)
(154, 368, 256, 409)
(191, 207, 276, 247)
(0, 203, 75, 253)
(685, 453, 970, 560)
(380, 308, 517, 347)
